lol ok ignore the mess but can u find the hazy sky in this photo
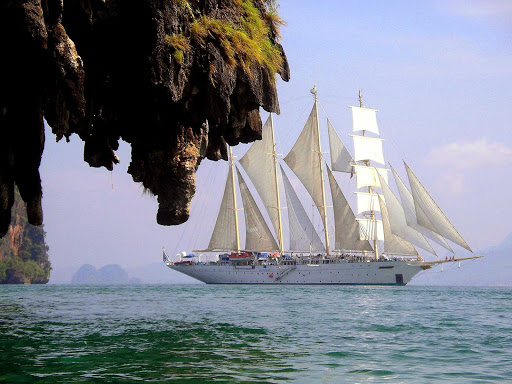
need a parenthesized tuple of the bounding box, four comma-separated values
(42, 0, 512, 280)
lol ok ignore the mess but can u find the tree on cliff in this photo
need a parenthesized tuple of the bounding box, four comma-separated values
(0, 188, 50, 284)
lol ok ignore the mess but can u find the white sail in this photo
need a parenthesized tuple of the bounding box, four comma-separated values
(377, 173, 436, 255)
(349, 106, 379, 135)
(236, 167, 279, 251)
(405, 162, 473, 252)
(280, 165, 325, 252)
(353, 165, 389, 189)
(284, 105, 326, 222)
(239, 116, 280, 238)
(207, 165, 237, 251)
(328, 118, 353, 173)
(327, 166, 373, 252)
(351, 135, 385, 165)
(391, 166, 453, 252)
(357, 218, 384, 241)
(355, 192, 383, 214)
(378, 195, 418, 255)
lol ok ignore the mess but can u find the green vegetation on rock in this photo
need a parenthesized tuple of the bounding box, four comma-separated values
(0, 188, 50, 284)
(165, 33, 191, 65)
(166, 0, 285, 75)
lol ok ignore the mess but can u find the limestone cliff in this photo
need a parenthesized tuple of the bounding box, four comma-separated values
(0, 0, 289, 235)
(0, 187, 51, 284)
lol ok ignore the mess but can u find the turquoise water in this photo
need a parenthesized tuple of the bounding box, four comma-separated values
(1, 285, 511, 383)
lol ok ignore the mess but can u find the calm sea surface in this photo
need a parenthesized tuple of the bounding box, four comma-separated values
(1, 285, 511, 383)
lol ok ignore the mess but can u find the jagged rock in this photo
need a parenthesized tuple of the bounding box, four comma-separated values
(0, 0, 289, 234)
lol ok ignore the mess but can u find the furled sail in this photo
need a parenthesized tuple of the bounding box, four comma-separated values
(327, 166, 373, 252)
(405, 162, 473, 252)
(349, 106, 380, 135)
(236, 167, 279, 251)
(378, 195, 418, 255)
(328, 119, 353, 173)
(391, 166, 453, 252)
(284, 105, 326, 222)
(351, 135, 385, 165)
(207, 165, 237, 251)
(377, 173, 436, 255)
(357, 219, 384, 241)
(280, 165, 325, 252)
(355, 192, 383, 214)
(239, 116, 280, 238)
(353, 165, 389, 189)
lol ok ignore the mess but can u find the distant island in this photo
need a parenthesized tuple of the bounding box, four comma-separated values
(0, 188, 51, 284)
(71, 264, 141, 285)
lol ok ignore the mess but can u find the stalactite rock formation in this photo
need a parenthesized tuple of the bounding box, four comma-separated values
(0, 0, 289, 235)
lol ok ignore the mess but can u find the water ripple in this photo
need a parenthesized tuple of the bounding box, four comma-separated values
(1, 285, 511, 383)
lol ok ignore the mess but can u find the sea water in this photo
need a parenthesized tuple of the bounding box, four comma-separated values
(1, 285, 511, 383)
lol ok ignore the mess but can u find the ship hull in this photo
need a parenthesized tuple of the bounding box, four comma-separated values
(167, 260, 425, 285)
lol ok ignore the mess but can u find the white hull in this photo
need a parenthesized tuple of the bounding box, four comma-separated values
(167, 260, 426, 285)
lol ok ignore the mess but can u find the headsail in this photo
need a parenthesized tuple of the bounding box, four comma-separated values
(280, 165, 325, 252)
(377, 173, 436, 255)
(391, 166, 453, 252)
(405, 162, 473, 252)
(378, 196, 418, 255)
(239, 115, 281, 242)
(207, 165, 238, 251)
(328, 119, 353, 173)
(236, 167, 279, 251)
(327, 166, 373, 252)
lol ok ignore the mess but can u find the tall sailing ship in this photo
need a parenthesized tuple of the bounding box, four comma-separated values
(165, 87, 481, 285)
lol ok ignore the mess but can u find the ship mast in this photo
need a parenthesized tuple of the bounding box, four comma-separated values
(270, 113, 284, 254)
(359, 90, 379, 260)
(229, 145, 241, 252)
(312, 85, 330, 256)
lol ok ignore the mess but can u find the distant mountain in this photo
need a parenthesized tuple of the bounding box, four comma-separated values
(57, 262, 194, 285)
(71, 264, 141, 285)
(412, 233, 512, 286)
